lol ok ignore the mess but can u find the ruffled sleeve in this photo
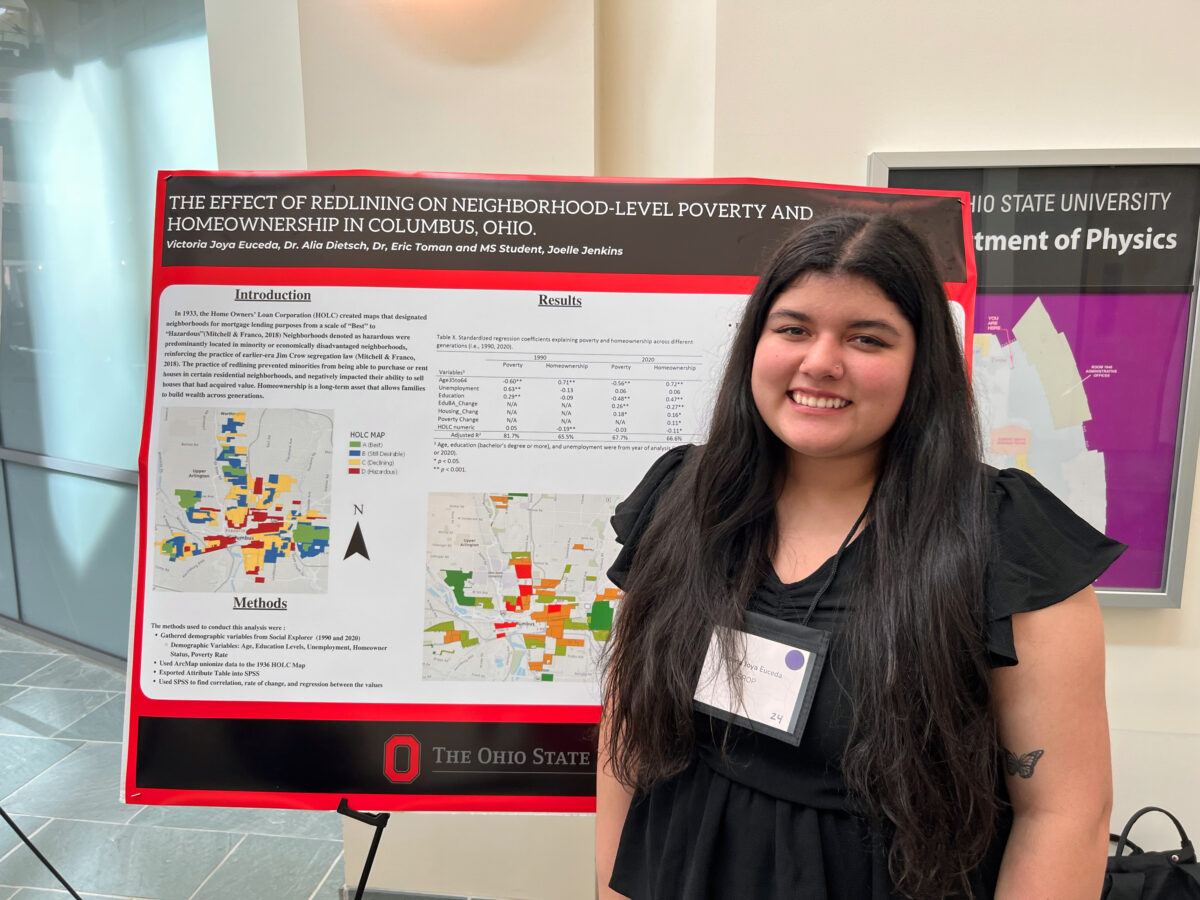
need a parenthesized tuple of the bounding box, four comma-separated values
(984, 467, 1126, 667)
(606, 444, 692, 589)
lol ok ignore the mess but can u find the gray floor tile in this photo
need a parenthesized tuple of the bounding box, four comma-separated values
(0, 632, 57, 654)
(0, 656, 58, 688)
(0, 818, 239, 898)
(191, 834, 340, 900)
(0, 737, 81, 801)
(0, 815, 49, 860)
(53, 696, 125, 743)
(0, 688, 112, 739)
(310, 855, 343, 900)
(3, 742, 133, 824)
(129, 804, 342, 841)
(0, 623, 351, 900)
(17, 658, 126, 694)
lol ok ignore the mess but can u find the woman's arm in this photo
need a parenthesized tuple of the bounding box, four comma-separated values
(990, 585, 1112, 900)
(596, 713, 634, 900)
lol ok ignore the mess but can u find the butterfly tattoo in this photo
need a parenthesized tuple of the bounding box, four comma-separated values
(1004, 748, 1044, 779)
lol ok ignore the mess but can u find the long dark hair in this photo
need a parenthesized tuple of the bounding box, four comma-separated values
(603, 213, 996, 898)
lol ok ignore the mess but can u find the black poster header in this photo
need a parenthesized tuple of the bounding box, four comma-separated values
(161, 174, 969, 281)
(136, 717, 595, 797)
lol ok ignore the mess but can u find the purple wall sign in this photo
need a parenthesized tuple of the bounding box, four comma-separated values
(978, 293, 1190, 588)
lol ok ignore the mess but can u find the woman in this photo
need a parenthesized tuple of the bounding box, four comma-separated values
(596, 214, 1122, 899)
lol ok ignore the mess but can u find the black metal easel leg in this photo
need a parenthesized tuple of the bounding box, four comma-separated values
(0, 803, 82, 898)
(337, 798, 391, 900)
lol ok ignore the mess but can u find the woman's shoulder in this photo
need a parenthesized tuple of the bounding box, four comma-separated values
(984, 464, 1090, 523)
(610, 444, 695, 544)
(983, 464, 1125, 563)
(607, 444, 695, 588)
(981, 464, 1125, 665)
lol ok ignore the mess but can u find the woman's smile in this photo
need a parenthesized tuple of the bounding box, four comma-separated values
(788, 389, 851, 410)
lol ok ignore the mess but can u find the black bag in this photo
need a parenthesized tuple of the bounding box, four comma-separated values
(1105, 807, 1200, 899)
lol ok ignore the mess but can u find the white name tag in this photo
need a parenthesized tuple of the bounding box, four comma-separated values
(693, 611, 829, 745)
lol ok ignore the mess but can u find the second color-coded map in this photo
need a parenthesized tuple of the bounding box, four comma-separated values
(423, 492, 622, 683)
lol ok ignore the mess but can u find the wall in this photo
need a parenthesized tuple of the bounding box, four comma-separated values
(297, 0, 593, 174)
(202, 0, 1200, 894)
(595, 0, 716, 177)
(712, 1, 1200, 184)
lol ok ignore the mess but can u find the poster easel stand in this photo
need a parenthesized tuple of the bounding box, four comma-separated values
(337, 799, 391, 900)
(0, 804, 81, 898)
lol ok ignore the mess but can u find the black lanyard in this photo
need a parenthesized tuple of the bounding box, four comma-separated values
(799, 492, 875, 627)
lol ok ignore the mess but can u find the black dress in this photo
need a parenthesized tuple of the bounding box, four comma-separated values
(605, 445, 1125, 900)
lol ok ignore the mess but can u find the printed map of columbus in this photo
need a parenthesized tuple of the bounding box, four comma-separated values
(423, 492, 622, 683)
(154, 408, 333, 593)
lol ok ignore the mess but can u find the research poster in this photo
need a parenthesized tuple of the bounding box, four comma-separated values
(889, 165, 1200, 593)
(126, 172, 974, 811)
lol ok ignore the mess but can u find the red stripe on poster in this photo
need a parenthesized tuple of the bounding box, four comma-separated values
(125, 787, 596, 813)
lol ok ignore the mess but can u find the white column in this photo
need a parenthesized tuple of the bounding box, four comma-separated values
(294, 0, 595, 174)
(596, 0, 717, 177)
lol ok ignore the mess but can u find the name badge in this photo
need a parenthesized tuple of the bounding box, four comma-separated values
(693, 610, 829, 746)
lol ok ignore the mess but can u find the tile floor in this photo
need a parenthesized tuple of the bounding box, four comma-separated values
(0, 624, 345, 899)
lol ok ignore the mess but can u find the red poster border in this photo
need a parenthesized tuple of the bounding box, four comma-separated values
(128, 170, 976, 812)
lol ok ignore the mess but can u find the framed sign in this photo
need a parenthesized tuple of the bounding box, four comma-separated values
(870, 150, 1200, 607)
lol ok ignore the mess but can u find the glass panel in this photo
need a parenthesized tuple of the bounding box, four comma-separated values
(0, 12, 216, 470)
(5, 462, 135, 658)
(0, 467, 17, 619)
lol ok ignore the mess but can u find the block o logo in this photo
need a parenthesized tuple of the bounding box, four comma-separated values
(384, 734, 420, 784)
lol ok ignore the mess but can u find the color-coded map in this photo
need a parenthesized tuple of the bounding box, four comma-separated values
(423, 492, 622, 683)
(154, 408, 333, 593)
